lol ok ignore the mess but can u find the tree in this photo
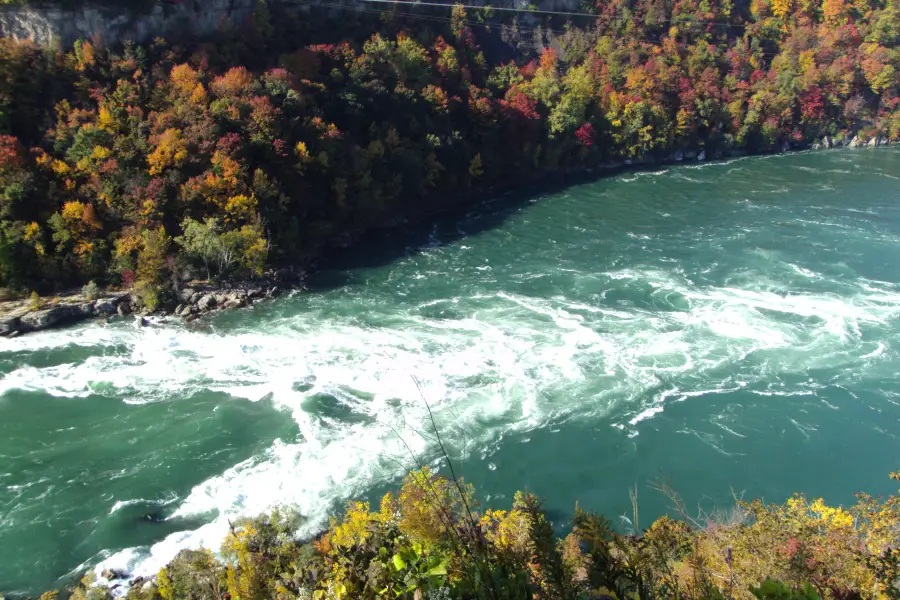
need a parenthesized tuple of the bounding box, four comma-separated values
(137, 226, 169, 286)
(177, 217, 268, 280)
(548, 63, 595, 135)
(147, 128, 188, 176)
(0, 135, 33, 220)
(177, 217, 233, 280)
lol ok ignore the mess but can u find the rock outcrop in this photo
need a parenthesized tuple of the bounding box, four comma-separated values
(0, 0, 255, 47)
(173, 286, 276, 319)
(1, 0, 583, 50)
(0, 267, 301, 337)
(0, 285, 280, 337)
(0, 292, 129, 336)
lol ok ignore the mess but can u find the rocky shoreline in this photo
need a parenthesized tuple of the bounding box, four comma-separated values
(166, 283, 284, 323)
(0, 276, 296, 338)
(0, 292, 130, 337)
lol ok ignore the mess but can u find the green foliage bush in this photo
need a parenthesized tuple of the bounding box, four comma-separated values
(133, 281, 160, 312)
(750, 580, 820, 600)
(47, 468, 900, 600)
(82, 279, 98, 300)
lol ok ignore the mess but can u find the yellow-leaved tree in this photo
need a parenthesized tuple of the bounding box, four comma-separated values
(147, 129, 188, 176)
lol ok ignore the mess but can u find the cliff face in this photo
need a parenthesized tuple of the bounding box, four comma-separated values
(0, 0, 255, 47)
(0, 0, 582, 48)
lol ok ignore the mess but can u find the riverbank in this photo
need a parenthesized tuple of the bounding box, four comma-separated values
(0, 270, 302, 337)
(1, 139, 893, 339)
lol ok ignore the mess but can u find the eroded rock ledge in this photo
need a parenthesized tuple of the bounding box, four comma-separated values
(0, 278, 293, 337)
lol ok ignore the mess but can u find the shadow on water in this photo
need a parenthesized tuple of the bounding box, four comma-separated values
(304, 165, 640, 292)
(306, 146, 900, 293)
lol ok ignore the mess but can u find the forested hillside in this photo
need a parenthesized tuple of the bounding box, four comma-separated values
(0, 0, 897, 307)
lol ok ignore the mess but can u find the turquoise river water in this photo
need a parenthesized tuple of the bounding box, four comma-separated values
(2, 148, 900, 594)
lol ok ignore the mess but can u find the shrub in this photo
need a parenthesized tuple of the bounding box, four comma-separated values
(82, 280, 99, 300)
(751, 579, 820, 600)
(157, 550, 224, 600)
(133, 281, 160, 312)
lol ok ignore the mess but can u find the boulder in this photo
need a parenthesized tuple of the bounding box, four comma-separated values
(223, 298, 244, 310)
(226, 290, 248, 304)
(20, 305, 74, 330)
(672, 149, 684, 161)
(177, 304, 193, 317)
(697, 150, 706, 161)
(189, 292, 202, 304)
(179, 287, 195, 304)
(101, 568, 127, 581)
(197, 294, 217, 311)
(824, 135, 833, 148)
(174, 304, 186, 315)
(868, 137, 878, 147)
(136, 316, 149, 327)
(0, 316, 20, 335)
(94, 298, 117, 315)
(117, 302, 131, 316)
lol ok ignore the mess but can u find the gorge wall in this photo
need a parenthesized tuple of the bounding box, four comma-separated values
(0, 0, 580, 48)
(0, 0, 256, 47)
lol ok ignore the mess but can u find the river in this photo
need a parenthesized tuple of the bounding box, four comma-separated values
(2, 148, 900, 594)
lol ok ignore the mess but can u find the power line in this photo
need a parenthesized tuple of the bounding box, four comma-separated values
(283, 0, 574, 36)
(357, 0, 759, 29)
(283, 0, 786, 59)
(360, 0, 598, 18)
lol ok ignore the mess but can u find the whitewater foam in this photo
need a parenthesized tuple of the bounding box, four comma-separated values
(73, 271, 900, 580)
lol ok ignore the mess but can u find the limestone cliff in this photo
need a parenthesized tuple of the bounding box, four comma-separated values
(0, 0, 581, 48)
(0, 0, 255, 47)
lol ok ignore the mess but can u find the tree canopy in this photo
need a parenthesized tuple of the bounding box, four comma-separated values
(0, 0, 896, 299)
